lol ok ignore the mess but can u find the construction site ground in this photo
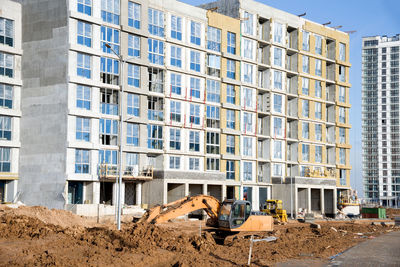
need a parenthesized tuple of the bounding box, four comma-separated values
(0, 205, 399, 267)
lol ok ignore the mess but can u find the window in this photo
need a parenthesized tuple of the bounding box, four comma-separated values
(243, 38, 254, 60)
(170, 46, 182, 67)
(206, 158, 220, 171)
(274, 71, 283, 90)
(302, 144, 309, 162)
(226, 135, 235, 154)
(339, 127, 345, 144)
(76, 117, 90, 142)
(339, 43, 346, 61)
(170, 101, 181, 122)
(339, 107, 346, 123)
(273, 140, 282, 160)
(169, 128, 181, 150)
(315, 146, 322, 163)
(273, 117, 283, 137)
(148, 39, 164, 65)
(315, 35, 322, 55)
(339, 65, 346, 82)
(339, 86, 346, 102)
(189, 104, 200, 125)
(189, 157, 200, 170)
(189, 131, 200, 152)
(0, 147, 10, 172)
(243, 137, 253, 156)
(126, 153, 138, 173)
(148, 8, 164, 36)
(315, 102, 322, 119)
(227, 32, 236, 54)
(226, 161, 235, 179)
(206, 79, 220, 102)
(315, 124, 322, 141)
(243, 162, 253, 181)
(302, 78, 309, 95)
(226, 85, 235, 104)
(101, 0, 120, 24)
(77, 21, 91, 47)
(127, 64, 140, 87)
(206, 105, 220, 128)
(207, 54, 220, 77)
(243, 63, 254, 84)
(170, 73, 182, 95)
(206, 132, 220, 154)
(100, 88, 118, 115)
(149, 68, 164, 93)
(227, 59, 235, 79)
(315, 81, 322, 98)
(242, 12, 254, 35)
(302, 31, 310, 51)
(190, 50, 200, 72)
(99, 119, 118, 145)
(207, 26, 221, 52)
(340, 170, 346, 186)
(77, 0, 91, 16)
(99, 149, 117, 165)
(273, 47, 283, 67)
(339, 148, 346, 165)
(128, 2, 140, 29)
(190, 77, 200, 99)
(148, 96, 163, 121)
(273, 94, 282, 113)
(226, 110, 235, 129)
(75, 149, 89, 174)
(127, 123, 139, 146)
(274, 22, 283, 43)
(147, 124, 163, 149)
(169, 156, 180, 169)
(128, 34, 140, 57)
(76, 85, 90, 110)
(243, 112, 254, 133)
(302, 99, 309, 117)
(302, 56, 309, 73)
(100, 57, 119, 85)
(273, 164, 282, 176)
(315, 59, 322, 76)
(170, 15, 182, 40)
(127, 93, 139, 117)
(302, 122, 309, 139)
(190, 21, 201, 45)
(0, 83, 12, 109)
(244, 88, 254, 109)
(0, 52, 13, 78)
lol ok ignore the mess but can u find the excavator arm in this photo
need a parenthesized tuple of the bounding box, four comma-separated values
(141, 195, 221, 226)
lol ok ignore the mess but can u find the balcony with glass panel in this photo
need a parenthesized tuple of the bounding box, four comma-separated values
(98, 164, 153, 181)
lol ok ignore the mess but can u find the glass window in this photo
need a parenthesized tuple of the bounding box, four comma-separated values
(206, 132, 220, 154)
(149, 68, 164, 93)
(77, 0, 91, 16)
(273, 47, 283, 67)
(77, 53, 90, 79)
(227, 32, 236, 54)
(0, 83, 12, 109)
(207, 54, 220, 77)
(339, 148, 346, 165)
(243, 112, 253, 133)
(339, 43, 346, 61)
(302, 122, 309, 139)
(169, 156, 180, 169)
(76, 117, 90, 142)
(339, 86, 346, 102)
(273, 164, 282, 176)
(273, 117, 283, 137)
(243, 137, 253, 156)
(170, 101, 181, 122)
(274, 22, 283, 43)
(339, 107, 346, 123)
(242, 12, 254, 35)
(190, 77, 200, 99)
(243, 38, 254, 60)
(206, 79, 220, 103)
(302, 31, 310, 51)
(100, 88, 118, 115)
(171, 15, 182, 40)
(99, 149, 117, 165)
(302, 78, 309, 95)
(206, 157, 220, 171)
(76, 85, 90, 110)
(340, 169, 346, 186)
(243, 63, 254, 84)
(101, 0, 120, 25)
(339, 65, 346, 82)
(170, 73, 182, 95)
(0, 52, 12, 78)
(315, 102, 322, 119)
(148, 8, 164, 36)
(148, 96, 164, 121)
(128, 2, 141, 29)
(302, 55, 309, 73)
(339, 127, 345, 144)
(226, 160, 235, 179)
(315, 59, 322, 76)
(190, 21, 201, 45)
(127, 123, 139, 146)
(75, 149, 89, 173)
(189, 104, 200, 125)
(77, 21, 91, 47)
(315, 81, 322, 98)
(315, 124, 322, 141)
(100, 57, 119, 85)
(189, 157, 200, 170)
(189, 131, 200, 152)
(126, 153, 138, 172)
(302, 99, 309, 117)
(273, 140, 282, 159)
(226, 85, 235, 104)
(148, 39, 164, 65)
(206, 105, 220, 128)
(243, 161, 253, 181)
(147, 124, 163, 149)
(207, 26, 221, 52)
(170, 46, 182, 67)
(127, 64, 140, 87)
(226, 109, 235, 129)
(315, 146, 322, 163)
(127, 93, 139, 117)
(273, 94, 282, 113)
(169, 128, 181, 150)
(226, 135, 235, 154)
(302, 144, 309, 162)
(99, 118, 118, 145)
(227, 59, 235, 79)
(315, 35, 322, 55)
(190, 50, 201, 72)
(274, 70, 282, 90)
(128, 34, 140, 57)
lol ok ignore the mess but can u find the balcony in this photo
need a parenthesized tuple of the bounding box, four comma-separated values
(98, 164, 153, 181)
(302, 166, 335, 179)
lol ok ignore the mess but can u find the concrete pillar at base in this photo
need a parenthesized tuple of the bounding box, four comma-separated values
(333, 188, 337, 215)
(222, 184, 226, 201)
(93, 182, 100, 205)
(294, 186, 298, 218)
(184, 183, 189, 197)
(307, 187, 312, 213)
(267, 186, 271, 200)
(120, 182, 125, 206)
(135, 182, 142, 206)
(320, 188, 325, 215)
(203, 183, 207, 195)
(163, 181, 168, 205)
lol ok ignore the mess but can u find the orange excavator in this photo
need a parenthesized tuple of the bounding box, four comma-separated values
(141, 195, 273, 232)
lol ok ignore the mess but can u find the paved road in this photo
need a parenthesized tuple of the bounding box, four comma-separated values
(277, 231, 400, 267)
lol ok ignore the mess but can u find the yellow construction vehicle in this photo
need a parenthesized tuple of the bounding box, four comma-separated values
(141, 195, 273, 232)
(261, 200, 288, 222)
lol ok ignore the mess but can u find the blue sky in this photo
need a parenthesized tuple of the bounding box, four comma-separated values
(181, 0, 400, 195)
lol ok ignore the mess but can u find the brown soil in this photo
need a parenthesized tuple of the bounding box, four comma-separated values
(0, 205, 398, 267)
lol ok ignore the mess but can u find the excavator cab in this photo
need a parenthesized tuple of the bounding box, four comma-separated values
(218, 200, 252, 229)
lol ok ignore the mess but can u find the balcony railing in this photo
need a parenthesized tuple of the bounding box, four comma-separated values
(98, 164, 153, 181)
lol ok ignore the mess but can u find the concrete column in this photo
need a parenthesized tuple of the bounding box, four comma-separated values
(121, 182, 125, 206)
(93, 182, 100, 204)
(222, 184, 226, 201)
(112, 182, 118, 206)
(307, 187, 312, 213)
(320, 188, 325, 216)
(163, 181, 168, 205)
(135, 182, 142, 206)
(294, 186, 298, 218)
(184, 183, 189, 197)
(203, 183, 207, 195)
(267, 186, 271, 200)
(333, 188, 337, 215)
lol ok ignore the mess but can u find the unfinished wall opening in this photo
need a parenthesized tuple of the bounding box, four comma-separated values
(243, 186, 253, 204)
(259, 187, 269, 208)
(208, 185, 222, 201)
(124, 182, 136, 205)
(311, 189, 321, 212)
(297, 188, 308, 211)
(324, 189, 334, 216)
(67, 181, 83, 204)
(188, 184, 203, 219)
(167, 183, 185, 203)
(0, 181, 5, 203)
(226, 186, 235, 200)
(100, 182, 113, 205)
